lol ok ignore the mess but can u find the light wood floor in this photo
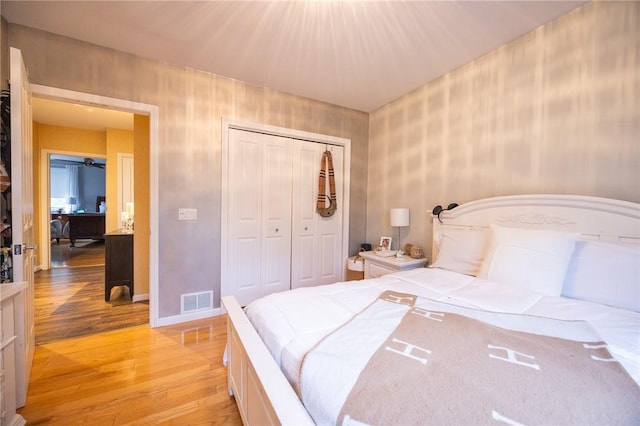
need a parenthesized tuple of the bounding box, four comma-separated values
(50, 239, 106, 268)
(17, 316, 243, 425)
(36, 241, 148, 343)
(23, 241, 242, 424)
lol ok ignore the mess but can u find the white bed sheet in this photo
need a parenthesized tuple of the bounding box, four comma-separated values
(244, 268, 640, 390)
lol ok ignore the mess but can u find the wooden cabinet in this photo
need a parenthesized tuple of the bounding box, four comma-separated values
(359, 251, 428, 279)
(104, 232, 133, 301)
(68, 213, 106, 246)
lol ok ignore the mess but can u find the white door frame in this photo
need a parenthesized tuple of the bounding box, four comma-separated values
(221, 118, 351, 301)
(10, 46, 35, 410)
(39, 148, 106, 269)
(31, 84, 161, 327)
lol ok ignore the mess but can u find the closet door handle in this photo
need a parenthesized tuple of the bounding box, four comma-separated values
(275, 228, 279, 232)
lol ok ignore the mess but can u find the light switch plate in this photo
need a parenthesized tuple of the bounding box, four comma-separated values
(178, 208, 197, 220)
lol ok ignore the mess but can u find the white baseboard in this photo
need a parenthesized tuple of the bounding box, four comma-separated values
(156, 307, 222, 327)
(132, 293, 149, 303)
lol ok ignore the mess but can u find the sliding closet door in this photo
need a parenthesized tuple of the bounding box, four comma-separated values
(227, 129, 292, 306)
(291, 142, 344, 288)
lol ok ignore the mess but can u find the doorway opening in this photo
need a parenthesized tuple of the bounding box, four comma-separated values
(49, 153, 106, 270)
(29, 86, 159, 343)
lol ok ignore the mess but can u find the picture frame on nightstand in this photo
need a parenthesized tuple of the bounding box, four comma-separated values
(380, 236, 392, 251)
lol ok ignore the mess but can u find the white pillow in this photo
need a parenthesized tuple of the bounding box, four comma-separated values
(562, 240, 640, 312)
(430, 229, 488, 276)
(478, 225, 579, 296)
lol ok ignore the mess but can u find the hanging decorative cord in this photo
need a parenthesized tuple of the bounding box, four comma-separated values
(316, 150, 337, 217)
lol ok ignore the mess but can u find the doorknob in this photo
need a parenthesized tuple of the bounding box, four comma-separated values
(13, 244, 37, 255)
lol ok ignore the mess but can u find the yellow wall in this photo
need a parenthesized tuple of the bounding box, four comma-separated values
(105, 129, 134, 233)
(33, 122, 106, 264)
(133, 115, 150, 297)
(33, 123, 137, 271)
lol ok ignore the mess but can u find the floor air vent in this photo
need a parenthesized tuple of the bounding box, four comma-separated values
(180, 291, 213, 314)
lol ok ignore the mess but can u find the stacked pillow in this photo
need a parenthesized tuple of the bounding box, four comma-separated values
(430, 229, 488, 276)
(431, 224, 640, 311)
(476, 225, 579, 297)
(562, 239, 640, 312)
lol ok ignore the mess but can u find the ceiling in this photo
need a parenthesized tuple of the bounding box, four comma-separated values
(32, 98, 133, 131)
(3, 0, 586, 115)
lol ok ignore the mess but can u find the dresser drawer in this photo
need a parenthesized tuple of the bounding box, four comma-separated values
(360, 251, 428, 279)
(366, 262, 395, 279)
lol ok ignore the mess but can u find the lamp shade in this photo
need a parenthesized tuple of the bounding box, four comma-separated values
(390, 208, 410, 227)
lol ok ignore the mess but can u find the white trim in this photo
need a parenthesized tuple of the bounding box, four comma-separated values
(155, 307, 221, 328)
(223, 295, 314, 424)
(31, 84, 161, 328)
(39, 149, 106, 270)
(132, 293, 149, 303)
(220, 118, 351, 302)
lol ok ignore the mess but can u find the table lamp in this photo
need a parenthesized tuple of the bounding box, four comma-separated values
(390, 208, 410, 257)
(67, 197, 77, 213)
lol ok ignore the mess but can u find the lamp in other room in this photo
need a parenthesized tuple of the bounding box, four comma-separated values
(66, 197, 77, 213)
(390, 208, 410, 257)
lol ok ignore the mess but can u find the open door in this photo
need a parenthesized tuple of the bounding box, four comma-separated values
(10, 46, 35, 407)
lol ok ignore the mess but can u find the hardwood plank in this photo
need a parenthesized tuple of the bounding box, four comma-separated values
(23, 241, 243, 424)
(35, 264, 148, 344)
(50, 239, 106, 268)
(17, 316, 243, 425)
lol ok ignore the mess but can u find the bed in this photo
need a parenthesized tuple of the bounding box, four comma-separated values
(222, 194, 640, 425)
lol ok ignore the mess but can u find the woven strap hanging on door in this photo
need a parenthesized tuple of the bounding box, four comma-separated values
(316, 150, 337, 217)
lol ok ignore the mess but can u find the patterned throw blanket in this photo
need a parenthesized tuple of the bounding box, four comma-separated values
(299, 291, 640, 426)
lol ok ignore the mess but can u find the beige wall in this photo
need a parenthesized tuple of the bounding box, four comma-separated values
(8, 23, 369, 317)
(8, 1, 637, 319)
(367, 1, 640, 259)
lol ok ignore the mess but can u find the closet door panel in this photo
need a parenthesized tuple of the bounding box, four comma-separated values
(235, 237, 260, 294)
(291, 142, 344, 288)
(291, 143, 317, 287)
(297, 235, 315, 281)
(260, 135, 292, 296)
(319, 233, 338, 278)
(228, 130, 263, 306)
(314, 144, 344, 286)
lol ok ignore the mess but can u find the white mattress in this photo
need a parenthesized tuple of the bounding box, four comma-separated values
(244, 267, 640, 390)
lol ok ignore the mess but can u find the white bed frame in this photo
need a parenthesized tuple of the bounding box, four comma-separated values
(222, 194, 640, 425)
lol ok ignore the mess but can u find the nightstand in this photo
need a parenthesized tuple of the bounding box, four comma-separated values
(359, 251, 428, 279)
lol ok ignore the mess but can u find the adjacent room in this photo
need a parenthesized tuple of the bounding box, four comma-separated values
(35, 104, 148, 346)
(0, 1, 638, 425)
